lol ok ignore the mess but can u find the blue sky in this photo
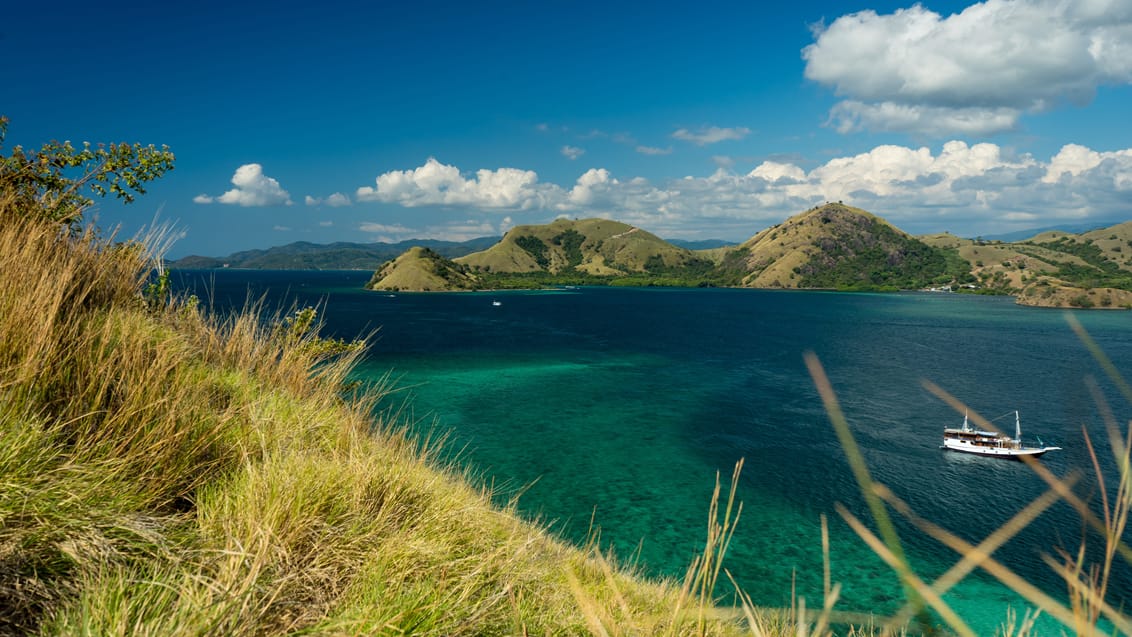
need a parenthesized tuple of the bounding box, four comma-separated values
(4, 0, 1131, 258)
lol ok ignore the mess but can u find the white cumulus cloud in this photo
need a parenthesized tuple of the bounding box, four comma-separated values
(803, 0, 1132, 136)
(196, 164, 293, 207)
(356, 158, 562, 210)
(567, 168, 618, 207)
(1044, 144, 1132, 183)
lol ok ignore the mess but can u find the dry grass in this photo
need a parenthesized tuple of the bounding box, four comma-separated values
(0, 199, 755, 635)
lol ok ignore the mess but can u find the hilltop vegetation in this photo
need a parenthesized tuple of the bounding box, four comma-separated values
(4, 210, 762, 635)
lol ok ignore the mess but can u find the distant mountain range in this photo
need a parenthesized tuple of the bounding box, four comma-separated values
(170, 237, 501, 270)
(981, 221, 1125, 243)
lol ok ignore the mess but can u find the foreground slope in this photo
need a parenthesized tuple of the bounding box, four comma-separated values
(0, 209, 750, 635)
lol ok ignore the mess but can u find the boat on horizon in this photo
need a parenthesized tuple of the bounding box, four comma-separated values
(941, 411, 1061, 459)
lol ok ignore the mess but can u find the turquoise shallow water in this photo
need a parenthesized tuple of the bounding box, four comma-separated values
(173, 270, 1132, 634)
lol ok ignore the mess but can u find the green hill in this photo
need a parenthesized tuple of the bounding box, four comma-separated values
(365, 246, 480, 291)
(916, 222, 1132, 308)
(457, 217, 710, 276)
(720, 203, 967, 290)
(364, 218, 724, 290)
(1008, 220, 1132, 308)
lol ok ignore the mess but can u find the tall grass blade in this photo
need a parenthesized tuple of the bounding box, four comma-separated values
(804, 352, 928, 628)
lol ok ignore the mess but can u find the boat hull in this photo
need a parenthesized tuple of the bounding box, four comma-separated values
(941, 439, 1061, 459)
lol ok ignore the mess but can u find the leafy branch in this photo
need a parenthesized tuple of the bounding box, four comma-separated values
(0, 115, 175, 226)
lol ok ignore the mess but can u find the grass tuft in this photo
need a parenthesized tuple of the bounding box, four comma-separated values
(1, 194, 752, 635)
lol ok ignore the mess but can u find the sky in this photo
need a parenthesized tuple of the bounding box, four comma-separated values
(4, 0, 1132, 258)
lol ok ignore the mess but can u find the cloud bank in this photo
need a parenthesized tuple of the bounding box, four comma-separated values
(358, 143, 1132, 237)
(194, 164, 293, 207)
(803, 0, 1132, 136)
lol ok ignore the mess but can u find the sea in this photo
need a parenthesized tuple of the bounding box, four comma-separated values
(171, 269, 1132, 635)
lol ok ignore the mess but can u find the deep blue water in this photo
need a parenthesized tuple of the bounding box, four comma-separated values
(172, 269, 1132, 634)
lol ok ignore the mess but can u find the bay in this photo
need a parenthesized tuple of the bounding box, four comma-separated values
(172, 269, 1132, 634)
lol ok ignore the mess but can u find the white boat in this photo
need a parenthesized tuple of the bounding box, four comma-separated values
(942, 411, 1061, 459)
(491, 300, 502, 306)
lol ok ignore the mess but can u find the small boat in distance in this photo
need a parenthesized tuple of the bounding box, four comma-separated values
(942, 411, 1061, 459)
(491, 300, 502, 306)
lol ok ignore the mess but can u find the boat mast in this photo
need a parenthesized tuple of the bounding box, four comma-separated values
(1014, 410, 1021, 442)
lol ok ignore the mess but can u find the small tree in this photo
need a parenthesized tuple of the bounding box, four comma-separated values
(0, 116, 175, 226)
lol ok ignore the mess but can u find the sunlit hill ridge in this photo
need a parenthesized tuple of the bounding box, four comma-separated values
(364, 204, 1132, 308)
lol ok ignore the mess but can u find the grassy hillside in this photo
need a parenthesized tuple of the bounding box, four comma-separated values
(0, 203, 773, 635)
(365, 246, 480, 291)
(721, 204, 968, 290)
(458, 218, 713, 277)
(921, 222, 1132, 308)
(365, 218, 727, 290)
